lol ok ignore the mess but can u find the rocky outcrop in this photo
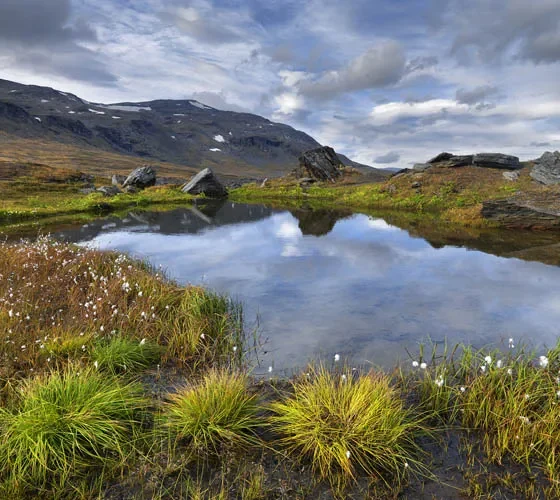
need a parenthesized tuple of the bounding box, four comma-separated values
(296, 146, 343, 182)
(122, 166, 156, 189)
(530, 151, 560, 185)
(446, 155, 474, 167)
(428, 152, 453, 164)
(181, 168, 228, 198)
(473, 153, 521, 170)
(97, 186, 122, 197)
(482, 198, 560, 229)
(413, 163, 431, 172)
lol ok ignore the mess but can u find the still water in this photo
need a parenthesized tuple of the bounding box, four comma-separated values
(50, 201, 560, 373)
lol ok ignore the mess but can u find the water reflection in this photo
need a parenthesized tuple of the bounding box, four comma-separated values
(47, 203, 560, 373)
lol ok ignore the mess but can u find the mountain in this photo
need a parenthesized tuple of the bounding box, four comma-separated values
(0, 79, 386, 180)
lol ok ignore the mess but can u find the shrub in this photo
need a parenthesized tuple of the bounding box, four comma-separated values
(0, 366, 148, 493)
(160, 370, 260, 455)
(269, 366, 424, 490)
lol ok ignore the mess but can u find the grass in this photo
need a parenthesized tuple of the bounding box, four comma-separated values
(269, 365, 426, 491)
(92, 335, 163, 374)
(406, 341, 560, 498)
(0, 179, 195, 223)
(0, 238, 244, 382)
(160, 369, 261, 455)
(2, 238, 560, 497)
(231, 164, 552, 227)
(0, 366, 147, 496)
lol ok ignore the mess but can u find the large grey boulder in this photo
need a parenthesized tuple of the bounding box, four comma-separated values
(181, 168, 228, 198)
(97, 185, 122, 197)
(428, 152, 453, 164)
(297, 146, 343, 182)
(530, 151, 560, 185)
(122, 166, 156, 189)
(413, 163, 431, 172)
(473, 153, 521, 170)
(446, 155, 474, 167)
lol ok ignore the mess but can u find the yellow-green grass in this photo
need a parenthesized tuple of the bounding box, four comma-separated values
(407, 341, 560, 497)
(159, 369, 261, 455)
(0, 366, 148, 496)
(0, 180, 195, 223)
(0, 238, 244, 383)
(231, 165, 548, 227)
(269, 365, 427, 491)
(92, 335, 163, 374)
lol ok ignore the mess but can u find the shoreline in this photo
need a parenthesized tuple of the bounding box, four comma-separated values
(0, 238, 559, 498)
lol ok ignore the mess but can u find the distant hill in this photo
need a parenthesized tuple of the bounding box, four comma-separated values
(0, 79, 387, 180)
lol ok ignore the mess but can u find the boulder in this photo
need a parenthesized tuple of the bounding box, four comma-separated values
(413, 163, 431, 172)
(181, 168, 228, 198)
(428, 152, 453, 164)
(530, 151, 560, 185)
(297, 146, 343, 182)
(473, 153, 521, 170)
(503, 171, 520, 182)
(111, 174, 126, 186)
(97, 186, 122, 197)
(482, 198, 560, 229)
(122, 166, 156, 189)
(446, 155, 474, 167)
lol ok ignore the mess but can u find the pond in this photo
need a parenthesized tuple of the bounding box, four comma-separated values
(27, 201, 560, 373)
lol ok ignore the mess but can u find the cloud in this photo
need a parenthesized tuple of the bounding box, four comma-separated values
(370, 99, 469, 125)
(0, 0, 117, 85)
(374, 151, 400, 164)
(297, 41, 406, 99)
(445, 0, 560, 64)
(406, 56, 439, 73)
(0, 0, 95, 45)
(455, 85, 499, 105)
(161, 1, 259, 46)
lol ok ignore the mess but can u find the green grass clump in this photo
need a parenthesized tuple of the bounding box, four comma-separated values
(0, 366, 148, 495)
(269, 366, 424, 490)
(92, 335, 163, 374)
(160, 369, 260, 455)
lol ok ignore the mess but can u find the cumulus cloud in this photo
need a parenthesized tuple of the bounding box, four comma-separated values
(374, 151, 401, 164)
(297, 41, 406, 99)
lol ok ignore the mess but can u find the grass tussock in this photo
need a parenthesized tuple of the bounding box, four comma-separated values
(92, 335, 163, 374)
(0, 366, 147, 495)
(270, 365, 425, 490)
(160, 369, 260, 455)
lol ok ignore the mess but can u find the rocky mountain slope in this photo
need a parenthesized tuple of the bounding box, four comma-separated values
(0, 79, 383, 179)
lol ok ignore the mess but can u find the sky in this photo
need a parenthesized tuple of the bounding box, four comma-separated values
(0, 0, 559, 168)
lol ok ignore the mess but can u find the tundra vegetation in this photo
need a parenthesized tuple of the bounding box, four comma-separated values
(0, 238, 560, 498)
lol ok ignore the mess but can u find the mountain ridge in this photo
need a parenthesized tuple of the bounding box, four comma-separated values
(0, 78, 387, 180)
